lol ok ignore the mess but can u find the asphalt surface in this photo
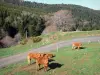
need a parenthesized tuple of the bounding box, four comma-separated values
(0, 36, 100, 68)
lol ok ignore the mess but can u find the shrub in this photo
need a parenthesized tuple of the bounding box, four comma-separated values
(20, 39, 28, 45)
(32, 36, 42, 43)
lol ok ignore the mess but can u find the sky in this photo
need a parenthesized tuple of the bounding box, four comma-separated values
(24, 0, 100, 10)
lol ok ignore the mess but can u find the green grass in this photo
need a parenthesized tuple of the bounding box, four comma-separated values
(0, 42, 100, 75)
(0, 42, 45, 58)
(0, 30, 100, 58)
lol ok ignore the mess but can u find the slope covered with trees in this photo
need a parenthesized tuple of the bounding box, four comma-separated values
(0, 2, 46, 40)
(0, 1, 100, 37)
(22, 1, 100, 32)
(0, 1, 100, 47)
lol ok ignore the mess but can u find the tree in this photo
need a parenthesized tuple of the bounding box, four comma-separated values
(50, 10, 75, 31)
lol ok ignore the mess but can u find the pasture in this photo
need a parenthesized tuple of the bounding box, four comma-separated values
(0, 30, 100, 58)
(0, 42, 100, 75)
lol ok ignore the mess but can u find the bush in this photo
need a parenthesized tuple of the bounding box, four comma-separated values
(32, 36, 42, 43)
(20, 39, 28, 45)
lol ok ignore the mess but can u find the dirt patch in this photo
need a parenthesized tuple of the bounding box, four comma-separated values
(6, 64, 37, 75)
(6, 63, 51, 75)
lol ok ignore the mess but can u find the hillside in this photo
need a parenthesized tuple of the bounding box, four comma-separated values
(22, 1, 100, 32)
(0, 0, 24, 4)
(0, 1, 100, 47)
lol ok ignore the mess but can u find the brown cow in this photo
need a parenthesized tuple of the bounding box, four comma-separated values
(36, 55, 49, 71)
(72, 42, 82, 49)
(27, 52, 54, 71)
(27, 53, 41, 64)
(41, 53, 54, 59)
(27, 53, 54, 65)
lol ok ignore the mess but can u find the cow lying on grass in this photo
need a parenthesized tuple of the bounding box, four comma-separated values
(27, 52, 54, 71)
(72, 42, 82, 50)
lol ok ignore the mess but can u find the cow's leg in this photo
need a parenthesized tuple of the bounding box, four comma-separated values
(27, 56, 31, 65)
(38, 64, 40, 70)
(44, 66, 47, 71)
(36, 60, 39, 71)
(72, 46, 75, 50)
(44, 64, 48, 71)
(78, 46, 80, 50)
(36, 64, 39, 71)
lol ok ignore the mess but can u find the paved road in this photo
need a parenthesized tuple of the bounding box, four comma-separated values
(0, 36, 100, 68)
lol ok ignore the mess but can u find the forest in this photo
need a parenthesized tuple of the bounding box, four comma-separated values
(0, 0, 100, 39)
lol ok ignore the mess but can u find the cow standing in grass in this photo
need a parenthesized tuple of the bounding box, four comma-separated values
(72, 42, 82, 49)
(27, 53, 41, 65)
(27, 52, 54, 71)
(27, 53, 54, 64)
(36, 55, 49, 71)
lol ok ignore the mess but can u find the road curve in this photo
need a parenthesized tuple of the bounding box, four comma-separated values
(0, 36, 100, 68)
